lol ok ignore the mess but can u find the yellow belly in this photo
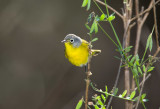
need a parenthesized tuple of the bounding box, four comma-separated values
(64, 41, 89, 67)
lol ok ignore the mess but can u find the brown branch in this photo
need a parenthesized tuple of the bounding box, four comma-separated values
(135, 47, 160, 109)
(134, 0, 153, 54)
(131, 0, 160, 22)
(85, 45, 92, 109)
(153, 0, 159, 48)
(94, 0, 124, 19)
(124, 23, 131, 109)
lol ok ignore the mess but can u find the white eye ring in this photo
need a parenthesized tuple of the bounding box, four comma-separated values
(70, 39, 74, 43)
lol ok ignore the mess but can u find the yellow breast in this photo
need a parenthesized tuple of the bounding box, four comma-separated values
(64, 40, 89, 67)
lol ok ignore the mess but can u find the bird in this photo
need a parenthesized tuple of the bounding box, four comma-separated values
(61, 34, 101, 67)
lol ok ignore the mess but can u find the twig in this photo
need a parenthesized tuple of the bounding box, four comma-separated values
(135, 47, 160, 109)
(130, 0, 160, 22)
(134, 0, 153, 55)
(85, 46, 92, 109)
(134, 74, 151, 91)
(94, 0, 123, 19)
(153, 0, 159, 48)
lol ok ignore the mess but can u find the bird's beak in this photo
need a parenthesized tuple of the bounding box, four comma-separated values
(61, 40, 66, 43)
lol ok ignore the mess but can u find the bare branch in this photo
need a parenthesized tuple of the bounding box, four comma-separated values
(131, 0, 160, 22)
(153, 0, 159, 48)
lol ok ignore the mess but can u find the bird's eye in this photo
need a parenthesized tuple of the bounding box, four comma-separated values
(70, 39, 74, 43)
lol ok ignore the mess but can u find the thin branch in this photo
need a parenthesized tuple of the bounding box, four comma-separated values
(153, 0, 159, 48)
(85, 46, 92, 109)
(135, 47, 160, 109)
(94, 0, 124, 19)
(141, 1, 153, 26)
(131, 0, 160, 22)
(134, 0, 153, 55)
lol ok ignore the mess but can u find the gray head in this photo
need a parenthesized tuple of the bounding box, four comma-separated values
(61, 34, 82, 47)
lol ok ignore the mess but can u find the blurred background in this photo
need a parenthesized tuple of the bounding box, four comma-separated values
(0, 0, 159, 109)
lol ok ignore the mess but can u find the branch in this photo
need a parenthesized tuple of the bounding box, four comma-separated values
(153, 0, 159, 48)
(85, 45, 92, 109)
(131, 0, 160, 22)
(94, 0, 124, 19)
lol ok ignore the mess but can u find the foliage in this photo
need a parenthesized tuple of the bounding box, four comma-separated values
(75, 0, 159, 108)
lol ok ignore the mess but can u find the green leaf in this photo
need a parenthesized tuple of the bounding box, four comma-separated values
(105, 86, 108, 92)
(135, 54, 139, 60)
(90, 21, 95, 33)
(102, 107, 106, 109)
(87, 12, 95, 23)
(146, 26, 154, 51)
(113, 88, 118, 96)
(76, 98, 83, 109)
(94, 105, 99, 109)
(98, 99, 103, 106)
(133, 63, 138, 76)
(107, 15, 115, 22)
(91, 37, 98, 42)
(130, 91, 136, 99)
(133, 96, 139, 101)
(130, 56, 136, 64)
(147, 67, 155, 72)
(143, 65, 146, 72)
(87, 0, 91, 10)
(100, 13, 106, 21)
(94, 22, 98, 33)
(138, 67, 143, 74)
(82, 0, 88, 7)
(85, 23, 90, 30)
(124, 46, 133, 50)
(95, 96, 101, 100)
(126, 55, 132, 61)
(101, 94, 106, 102)
(124, 46, 133, 53)
(141, 93, 146, 100)
(120, 64, 128, 68)
(136, 59, 140, 66)
(114, 56, 121, 60)
(133, 67, 138, 76)
(149, 35, 153, 52)
(122, 90, 127, 97)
